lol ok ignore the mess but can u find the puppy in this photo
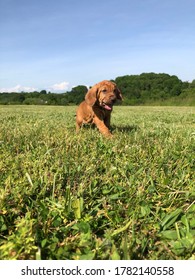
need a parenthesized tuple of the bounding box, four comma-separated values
(76, 80, 122, 137)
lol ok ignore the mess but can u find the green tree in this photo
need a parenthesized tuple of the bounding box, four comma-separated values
(40, 90, 47, 95)
(67, 85, 88, 104)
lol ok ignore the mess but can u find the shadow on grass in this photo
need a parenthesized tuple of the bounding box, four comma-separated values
(111, 124, 140, 133)
(70, 124, 140, 135)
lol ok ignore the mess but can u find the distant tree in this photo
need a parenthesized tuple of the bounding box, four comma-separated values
(190, 80, 195, 88)
(67, 85, 88, 104)
(0, 73, 194, 106)
(114, 72, 184, 104)
(40, 90, 47, 95)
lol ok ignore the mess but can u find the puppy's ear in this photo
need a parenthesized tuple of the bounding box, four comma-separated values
(116, 88, 123, 100)
(85, 85, 98, 106)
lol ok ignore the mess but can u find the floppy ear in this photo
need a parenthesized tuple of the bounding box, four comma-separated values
(116, 88, 123, 100)
(85, 85, 98, 106)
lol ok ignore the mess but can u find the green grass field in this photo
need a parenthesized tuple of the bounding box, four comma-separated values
(0, 105, 195, 260)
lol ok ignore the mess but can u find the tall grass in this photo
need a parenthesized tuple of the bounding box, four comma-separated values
(0, 105, 195, 259)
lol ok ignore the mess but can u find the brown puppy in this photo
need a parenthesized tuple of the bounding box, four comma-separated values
(76, 80, 122, 137)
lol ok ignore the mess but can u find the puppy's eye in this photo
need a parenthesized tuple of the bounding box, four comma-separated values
(102, 89, 107, 93)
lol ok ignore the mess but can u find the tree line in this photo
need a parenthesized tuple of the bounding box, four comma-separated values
(1, 73, 195, 106)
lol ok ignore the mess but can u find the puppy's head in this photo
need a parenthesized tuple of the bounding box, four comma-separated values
(85, 80, 122, 110)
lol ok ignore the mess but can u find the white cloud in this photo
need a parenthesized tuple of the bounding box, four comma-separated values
(0, 82, 71, 93)
(48, 81, 70, 92)
(0, 85, 37, 93)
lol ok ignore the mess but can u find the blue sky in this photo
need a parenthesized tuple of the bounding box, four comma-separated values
(0, 0, 195, 92)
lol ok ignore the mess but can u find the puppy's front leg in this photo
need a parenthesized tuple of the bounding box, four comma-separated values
(104, 114, 111, 130)
(93, 116, 112, 137)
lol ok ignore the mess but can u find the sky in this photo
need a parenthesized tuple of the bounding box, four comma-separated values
(0, 0, 195, 93)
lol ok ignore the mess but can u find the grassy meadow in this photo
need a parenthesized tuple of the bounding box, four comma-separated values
(0, 105, 195, 260)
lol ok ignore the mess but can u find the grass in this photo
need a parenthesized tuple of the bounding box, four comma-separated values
(0, 105, 195, 260)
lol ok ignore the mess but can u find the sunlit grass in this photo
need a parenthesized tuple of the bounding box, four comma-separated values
(0, 105, 195, 259)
